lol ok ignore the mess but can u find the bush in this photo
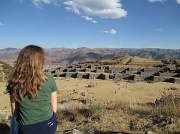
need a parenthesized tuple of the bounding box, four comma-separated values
(89, 104, 105, 115)
(153, 89, 180, 117)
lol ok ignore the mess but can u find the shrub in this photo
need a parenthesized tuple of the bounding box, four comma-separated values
(89, 104, 105, 115)
(153, 89, 180, 117)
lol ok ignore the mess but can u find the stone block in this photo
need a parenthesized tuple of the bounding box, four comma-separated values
(158, 72, 177, 77)
(89, 73, 99, 79)
(96, 69, 104, 73)
(77, 73, 89, 79)
(65, 72, 75, 78)
(85, 68, 91, 72)
(173, 78, 180, 84)
(133, 74, 147, 81)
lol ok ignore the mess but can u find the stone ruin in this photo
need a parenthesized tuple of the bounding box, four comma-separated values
(44, 64, 180, 84)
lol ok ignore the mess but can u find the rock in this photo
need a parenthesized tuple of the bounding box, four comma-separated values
(55, 129, 85, 134)
(81, 92, 86, 96)
(72, 129, 84, 134)
(166, 116, 174, 124)
(55, 132, 63, 134)
(152, 115, 175, 127)
(145, 131, 153, 134)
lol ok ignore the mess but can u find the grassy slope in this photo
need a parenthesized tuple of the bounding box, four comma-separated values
(0, 61, 13, 80)
(80, 56, 163, 67)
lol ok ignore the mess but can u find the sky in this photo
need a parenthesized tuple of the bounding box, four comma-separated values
(0, 0, 180, 49)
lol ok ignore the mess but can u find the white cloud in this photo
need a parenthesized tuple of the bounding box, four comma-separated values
(32, 0, 59, 8)
(103, 29, 117, 34)
(177, 0, 180, 4)
(148, 0, 166, 3)
(91, 20, 97, 23)
(0, 22, 4, 26)
(82, 16, 97, 23)
(63, 0, 127, 19)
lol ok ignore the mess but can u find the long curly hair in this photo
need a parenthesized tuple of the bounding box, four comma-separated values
(8, 45, 47, 102)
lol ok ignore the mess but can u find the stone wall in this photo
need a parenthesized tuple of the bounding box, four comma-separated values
(77, 73, 89, 79)
(151, 76, 173, 82)
(133, 74, 150, 81)
(46, 64, 180, 83)
(89, 73, 99, 79)
(173, 78, 180, 84)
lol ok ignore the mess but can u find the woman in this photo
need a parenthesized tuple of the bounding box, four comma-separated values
(6, 45, 58, 134)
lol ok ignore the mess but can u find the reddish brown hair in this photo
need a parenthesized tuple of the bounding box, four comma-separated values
(8, 45, 46, 102)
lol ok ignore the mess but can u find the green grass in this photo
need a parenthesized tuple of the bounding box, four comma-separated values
(89, 104, 105, 115)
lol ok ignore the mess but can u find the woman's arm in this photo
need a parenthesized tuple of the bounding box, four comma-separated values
(51, 91, 57, 113)
(10, 94, 18, 117)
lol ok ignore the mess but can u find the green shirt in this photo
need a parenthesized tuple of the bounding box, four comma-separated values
(7, 73, 57, 125)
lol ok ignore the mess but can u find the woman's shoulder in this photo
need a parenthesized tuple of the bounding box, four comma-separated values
(44, 73, 54, 79)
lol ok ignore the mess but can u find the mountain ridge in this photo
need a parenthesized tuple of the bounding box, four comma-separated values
(0, 47, 179, 66)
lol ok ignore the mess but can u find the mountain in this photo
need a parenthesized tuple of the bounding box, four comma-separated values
(44, 48, 180, 65)
(0, 48, 19, 51)
(0, 47, 180, 66)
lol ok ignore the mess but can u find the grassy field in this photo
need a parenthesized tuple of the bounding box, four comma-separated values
(1, 78, 180, 133)
(56, 78, 177, 104)
(54, 78, 180, 133)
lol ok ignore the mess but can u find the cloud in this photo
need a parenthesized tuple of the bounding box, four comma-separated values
(148, 0, 166, 3)
(63, 0, 127, 19)
(0, 22, 4, 26)
(177, 0, 180, 4)
(82, 16, 97, 23)
(103, 29, 117, 34)
(32, 0, 59, 8)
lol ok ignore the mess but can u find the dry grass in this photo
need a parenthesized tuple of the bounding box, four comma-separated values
(90, 56, 162, 67)
(152, 89, 180, 117)
(0, 82, 10, 110)
(0, 78, 180, 133)
(56, 92, 180, 133)
(54, 78, 180, 133)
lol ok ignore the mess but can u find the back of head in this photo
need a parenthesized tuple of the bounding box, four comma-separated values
(8, 45, 46, 102)
(16, 45, 45, 73)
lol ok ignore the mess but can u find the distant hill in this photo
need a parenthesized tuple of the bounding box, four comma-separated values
(0, 48, 19, 51)
(86, 56, 163, 67)
(0, 47, 179, 66)
(77, 55, 165, 68)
